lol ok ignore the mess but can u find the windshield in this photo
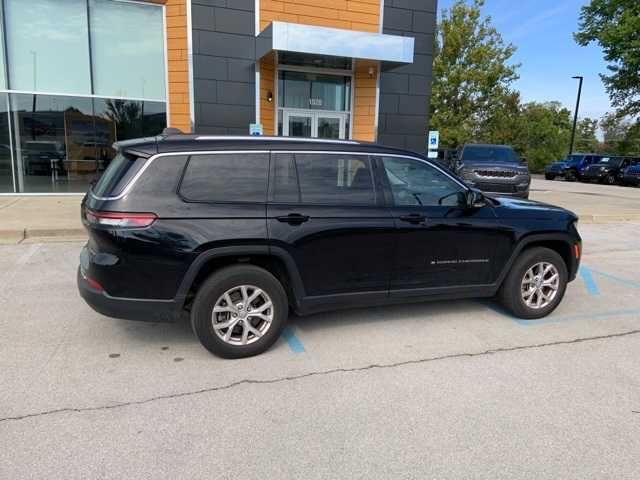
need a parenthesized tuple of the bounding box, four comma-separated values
(597, 157, 622, 167)
(461, 145, 519, 163)
(564, 154, 583, 166)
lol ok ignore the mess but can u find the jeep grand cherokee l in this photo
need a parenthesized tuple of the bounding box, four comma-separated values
(78, 134, 582, 358)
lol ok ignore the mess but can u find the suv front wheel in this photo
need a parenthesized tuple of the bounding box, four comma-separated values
(498, 247, 568, 319)
(191, 265, 288, 358)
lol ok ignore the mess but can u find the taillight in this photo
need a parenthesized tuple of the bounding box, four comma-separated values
(85, 209, 157, 228)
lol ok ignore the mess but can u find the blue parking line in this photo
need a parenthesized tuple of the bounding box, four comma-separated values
(281, 326, 305, 353)
(579, 266, 600, 295)
(588, 268, 640, 290)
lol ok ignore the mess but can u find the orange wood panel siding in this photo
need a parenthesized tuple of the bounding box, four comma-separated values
(260, 0, 380, 32)
(259, 1, 381, 141)
(353, 59, 378, 142)
(260, 53, 277, 135)
(165, 0, 191, 132)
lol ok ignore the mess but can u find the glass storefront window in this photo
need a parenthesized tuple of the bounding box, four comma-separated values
(0, 3, 7, 90)
(4, 0, 91, 95)
(278, 52, 352, 71)
(8, 94, 166, 193)
(0, 94, 12, 192)
(89, 0, 166, 101)
(278, 71, 351, 112)
(10, 94, 96, 193)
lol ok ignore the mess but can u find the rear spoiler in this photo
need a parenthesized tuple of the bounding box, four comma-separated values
(112, 136, 159, 159)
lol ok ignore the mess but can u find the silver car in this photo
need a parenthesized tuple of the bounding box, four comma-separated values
(454, 144, 530, 198)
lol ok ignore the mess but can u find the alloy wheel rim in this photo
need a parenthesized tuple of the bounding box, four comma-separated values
(520, 262, 559, 309)
(211, 285, 274, 346)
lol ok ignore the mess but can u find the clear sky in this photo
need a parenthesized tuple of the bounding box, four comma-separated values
(437, 0, 611, 121)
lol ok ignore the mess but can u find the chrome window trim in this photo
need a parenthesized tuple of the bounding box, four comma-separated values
(90, 149, 468, 202)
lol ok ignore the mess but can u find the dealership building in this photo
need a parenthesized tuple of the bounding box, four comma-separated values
(0, 0, 436, 194)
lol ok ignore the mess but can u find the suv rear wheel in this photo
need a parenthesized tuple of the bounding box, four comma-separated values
(498, 247, 567, 319)
(191, 265, 288, 358)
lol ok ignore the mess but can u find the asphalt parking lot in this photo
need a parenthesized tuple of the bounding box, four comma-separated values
(2, 186, 640, 478)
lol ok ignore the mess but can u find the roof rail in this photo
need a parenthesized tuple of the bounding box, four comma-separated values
(194, 135, 359, 144)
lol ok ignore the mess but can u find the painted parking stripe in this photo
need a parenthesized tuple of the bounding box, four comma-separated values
(281, 326, 305, 353)
(588, 268, 640, 289)
(579, 266, 600, 295)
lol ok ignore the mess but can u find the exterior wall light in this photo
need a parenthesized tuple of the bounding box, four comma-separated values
(267, 91, 273, 102)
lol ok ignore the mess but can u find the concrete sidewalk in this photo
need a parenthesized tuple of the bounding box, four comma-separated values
(1, 178, 640, 243)
(0, 196, 85, 244)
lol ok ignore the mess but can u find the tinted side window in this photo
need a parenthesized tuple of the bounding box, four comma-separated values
(92, 152, 146, 197)
(294, 153, 375, 205)
(270, 153, 300, 203)
(381, 156, 465, 207)
(180, 153, 268, 202)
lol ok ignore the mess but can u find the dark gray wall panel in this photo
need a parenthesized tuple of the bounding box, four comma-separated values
(379, 0, 437, 152)
(191, 1, 257, 134)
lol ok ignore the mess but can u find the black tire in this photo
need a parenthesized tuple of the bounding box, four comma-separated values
(497, 247, 568, 319)
(605, 173, 616, 185)
(545, 174, 554, 180)
(565, 170, 577, 182)
(191, 265, 288, 359)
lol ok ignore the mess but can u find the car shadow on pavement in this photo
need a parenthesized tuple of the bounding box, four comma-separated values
(113, 315, 197, 347)
(290, 298, 486, 333)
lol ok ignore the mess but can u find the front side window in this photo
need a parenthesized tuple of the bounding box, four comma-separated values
(180, 153, 269, 203)
(381, 157, 466, 207)
(292, 153, 375, 205)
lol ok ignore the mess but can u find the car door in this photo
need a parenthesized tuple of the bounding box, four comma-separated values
(267, 151, 395, 298)
(376, 155, 511, 292)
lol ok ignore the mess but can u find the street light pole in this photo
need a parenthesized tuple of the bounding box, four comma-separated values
(569, 75, 583, 155)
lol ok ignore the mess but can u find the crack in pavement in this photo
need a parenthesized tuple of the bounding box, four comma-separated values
(2, 328, 639, 424)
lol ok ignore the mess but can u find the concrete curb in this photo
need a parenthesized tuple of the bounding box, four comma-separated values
(578, 214, 640, 224)
(0, 228, 87, 244)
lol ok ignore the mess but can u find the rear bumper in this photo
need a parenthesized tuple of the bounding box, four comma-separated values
(77, 267, 179, 323)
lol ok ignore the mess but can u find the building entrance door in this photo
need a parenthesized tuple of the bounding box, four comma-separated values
(283, 110, 348, 139)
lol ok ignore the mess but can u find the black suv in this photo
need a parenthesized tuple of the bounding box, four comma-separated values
(580, 156, 639, 185)
(78, 135, 581, 358)
(454, 144, 530, 198)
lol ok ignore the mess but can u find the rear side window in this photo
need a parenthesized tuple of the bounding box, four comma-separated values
(92, 152, 146, 197)
(180, 153, 268, 203)
(270, 153, 376, 205)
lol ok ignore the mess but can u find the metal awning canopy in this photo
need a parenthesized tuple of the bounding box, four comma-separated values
(257, 21, 415, 64)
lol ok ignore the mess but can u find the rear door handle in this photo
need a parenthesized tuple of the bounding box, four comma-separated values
(276, 213, 310, 225)
(399, 213, 426, 224)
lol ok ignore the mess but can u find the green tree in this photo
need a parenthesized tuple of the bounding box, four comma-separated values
(429, 0, 520, 148)
(575, 0, 640, 116)
(599, 112, 640, 155)
(519, 102, 573, 173)
(574, 117, 599, 153)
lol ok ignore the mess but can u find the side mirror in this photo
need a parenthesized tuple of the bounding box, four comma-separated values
(466, 188, 486, 209)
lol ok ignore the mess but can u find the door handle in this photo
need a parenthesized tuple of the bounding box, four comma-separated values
(399, 213, 426, 224)
(276, 213, 310, 225)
